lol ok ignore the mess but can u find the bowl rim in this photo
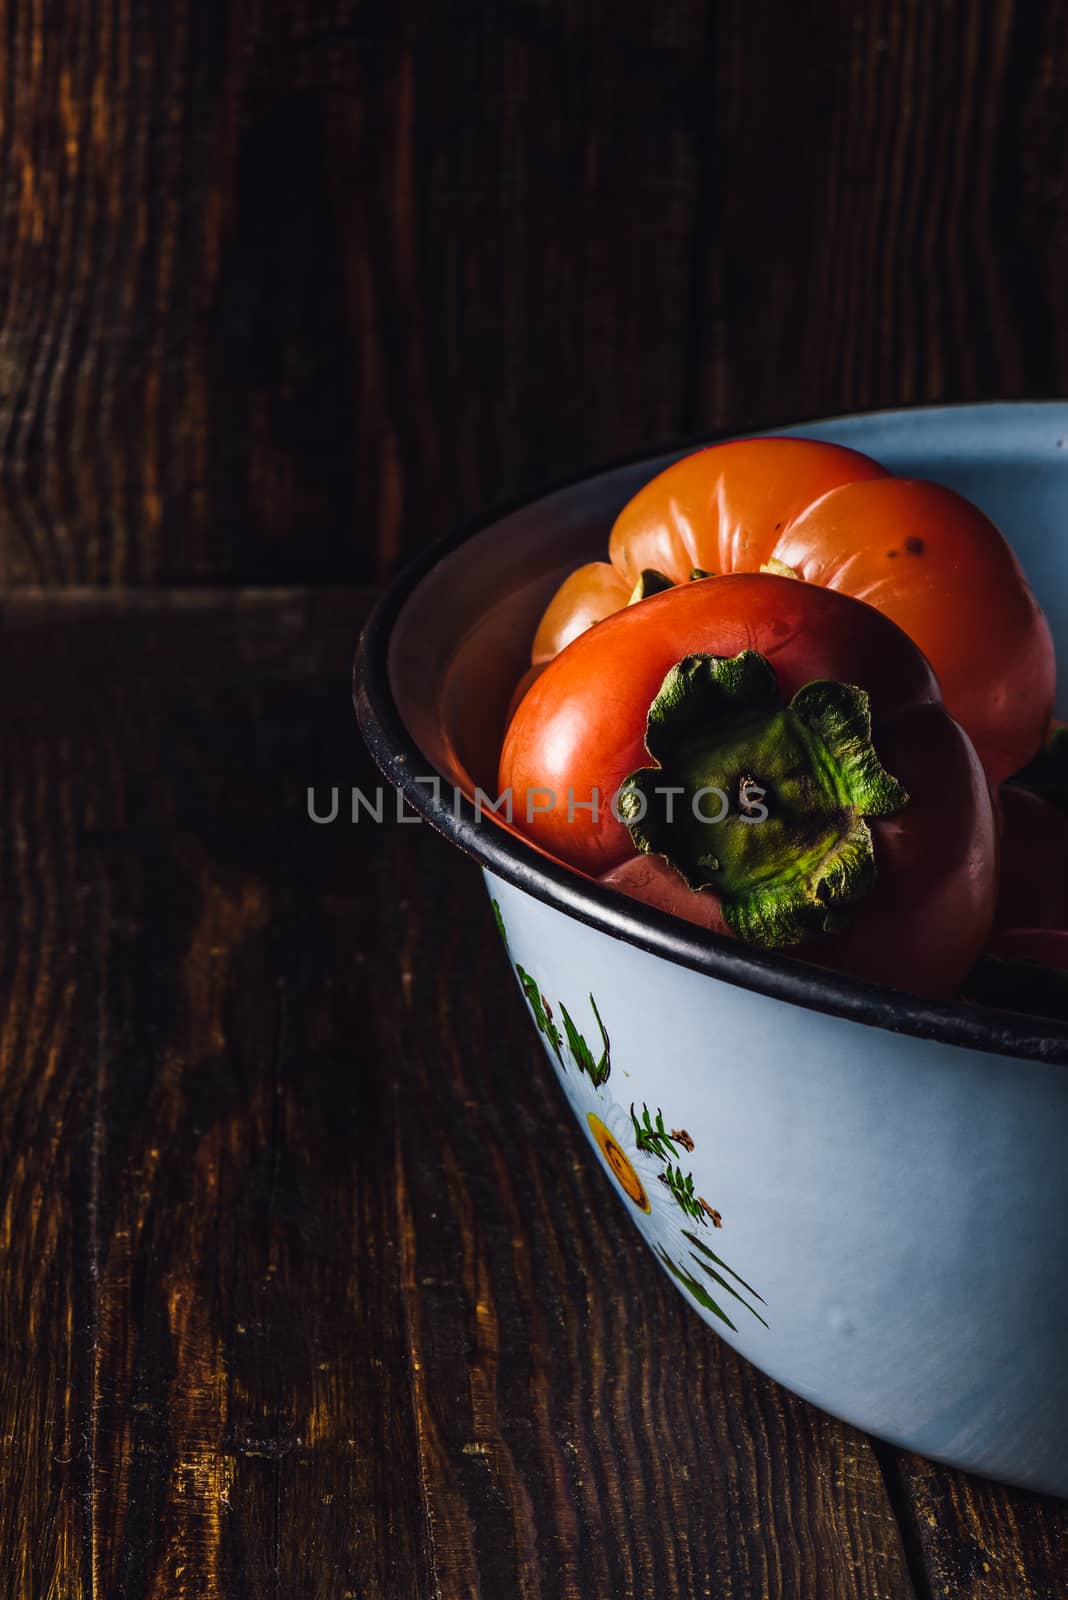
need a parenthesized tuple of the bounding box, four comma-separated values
(355, 402, 1068, 1066)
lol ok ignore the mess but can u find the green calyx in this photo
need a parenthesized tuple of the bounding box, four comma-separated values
(617, 651, 909, 947)
(627, 569, 675, 604)
(1008, 722, 1068, 806)
(627, 568, 717, 606)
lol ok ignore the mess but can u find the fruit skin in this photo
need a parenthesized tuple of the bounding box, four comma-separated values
(993, 785, 1068, 934)
(532, 562, 630, 665)
(532, 436, 1054, 785)
(499, 573, 998, 997)
(963, 785, 1068, 1020)
(988, 929, 1068, 971)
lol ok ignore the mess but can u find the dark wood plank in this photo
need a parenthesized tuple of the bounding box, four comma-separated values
(0, 592, 435, 1597)
(883, 1453, 1068, 1600)
(5, 3, 1067, 588)
(0, 590, 923, 1597)
(0, 1, 706, 587)
(696, 0, 1068, 432)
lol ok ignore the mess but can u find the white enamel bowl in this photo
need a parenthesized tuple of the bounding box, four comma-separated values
(356, 403, 1068, 1496)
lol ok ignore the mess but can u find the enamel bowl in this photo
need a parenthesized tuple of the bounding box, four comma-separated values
(356, 402, 1068, 1496)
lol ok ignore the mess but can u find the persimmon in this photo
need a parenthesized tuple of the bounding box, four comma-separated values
(500, 574, 997, 995)
(530, 438, 1054, 784)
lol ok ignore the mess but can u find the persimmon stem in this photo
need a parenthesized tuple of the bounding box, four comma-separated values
(617, 651, 908, 947)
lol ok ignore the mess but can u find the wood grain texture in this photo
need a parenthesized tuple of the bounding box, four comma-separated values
(699, 0, 1068, 431)
(2, 2, 1068, 586)
(885, 1453, 1068, 1600)
(0, 590, 919, 1597)
(0, 0, 707, 586)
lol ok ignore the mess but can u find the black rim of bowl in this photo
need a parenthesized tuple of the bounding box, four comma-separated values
(354, 417, 1068, 1067)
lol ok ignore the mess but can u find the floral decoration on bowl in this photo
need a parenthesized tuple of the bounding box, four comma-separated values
(493, 900, 767, 1332)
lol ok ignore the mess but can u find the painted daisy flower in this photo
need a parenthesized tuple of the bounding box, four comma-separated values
(501, 930, 767, 1332)
(560, 1061, 681, 1241)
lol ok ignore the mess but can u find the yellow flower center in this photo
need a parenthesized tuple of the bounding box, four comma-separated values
(587, 1113, 650, 1213)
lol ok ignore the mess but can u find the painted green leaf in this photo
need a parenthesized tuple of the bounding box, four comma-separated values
(658, 1164, 708, 1225)
(684, 1229, 767, 1304)
(630, 1103, 679, 1163)
(656, 1247, 738, 1333)
(515, 963, 562, 1063)
(560, 995, 611, 1086)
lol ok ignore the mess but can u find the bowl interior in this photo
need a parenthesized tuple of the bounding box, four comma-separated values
(388, 402, 1068, 801)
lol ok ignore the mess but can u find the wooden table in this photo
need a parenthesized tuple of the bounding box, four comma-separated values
(2, 2, 1068, 1589)
(3, 586, 1065, 1598)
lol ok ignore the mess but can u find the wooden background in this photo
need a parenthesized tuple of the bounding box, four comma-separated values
(1, 0, 1067, 587)
(3, 2, 1068, 1597)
